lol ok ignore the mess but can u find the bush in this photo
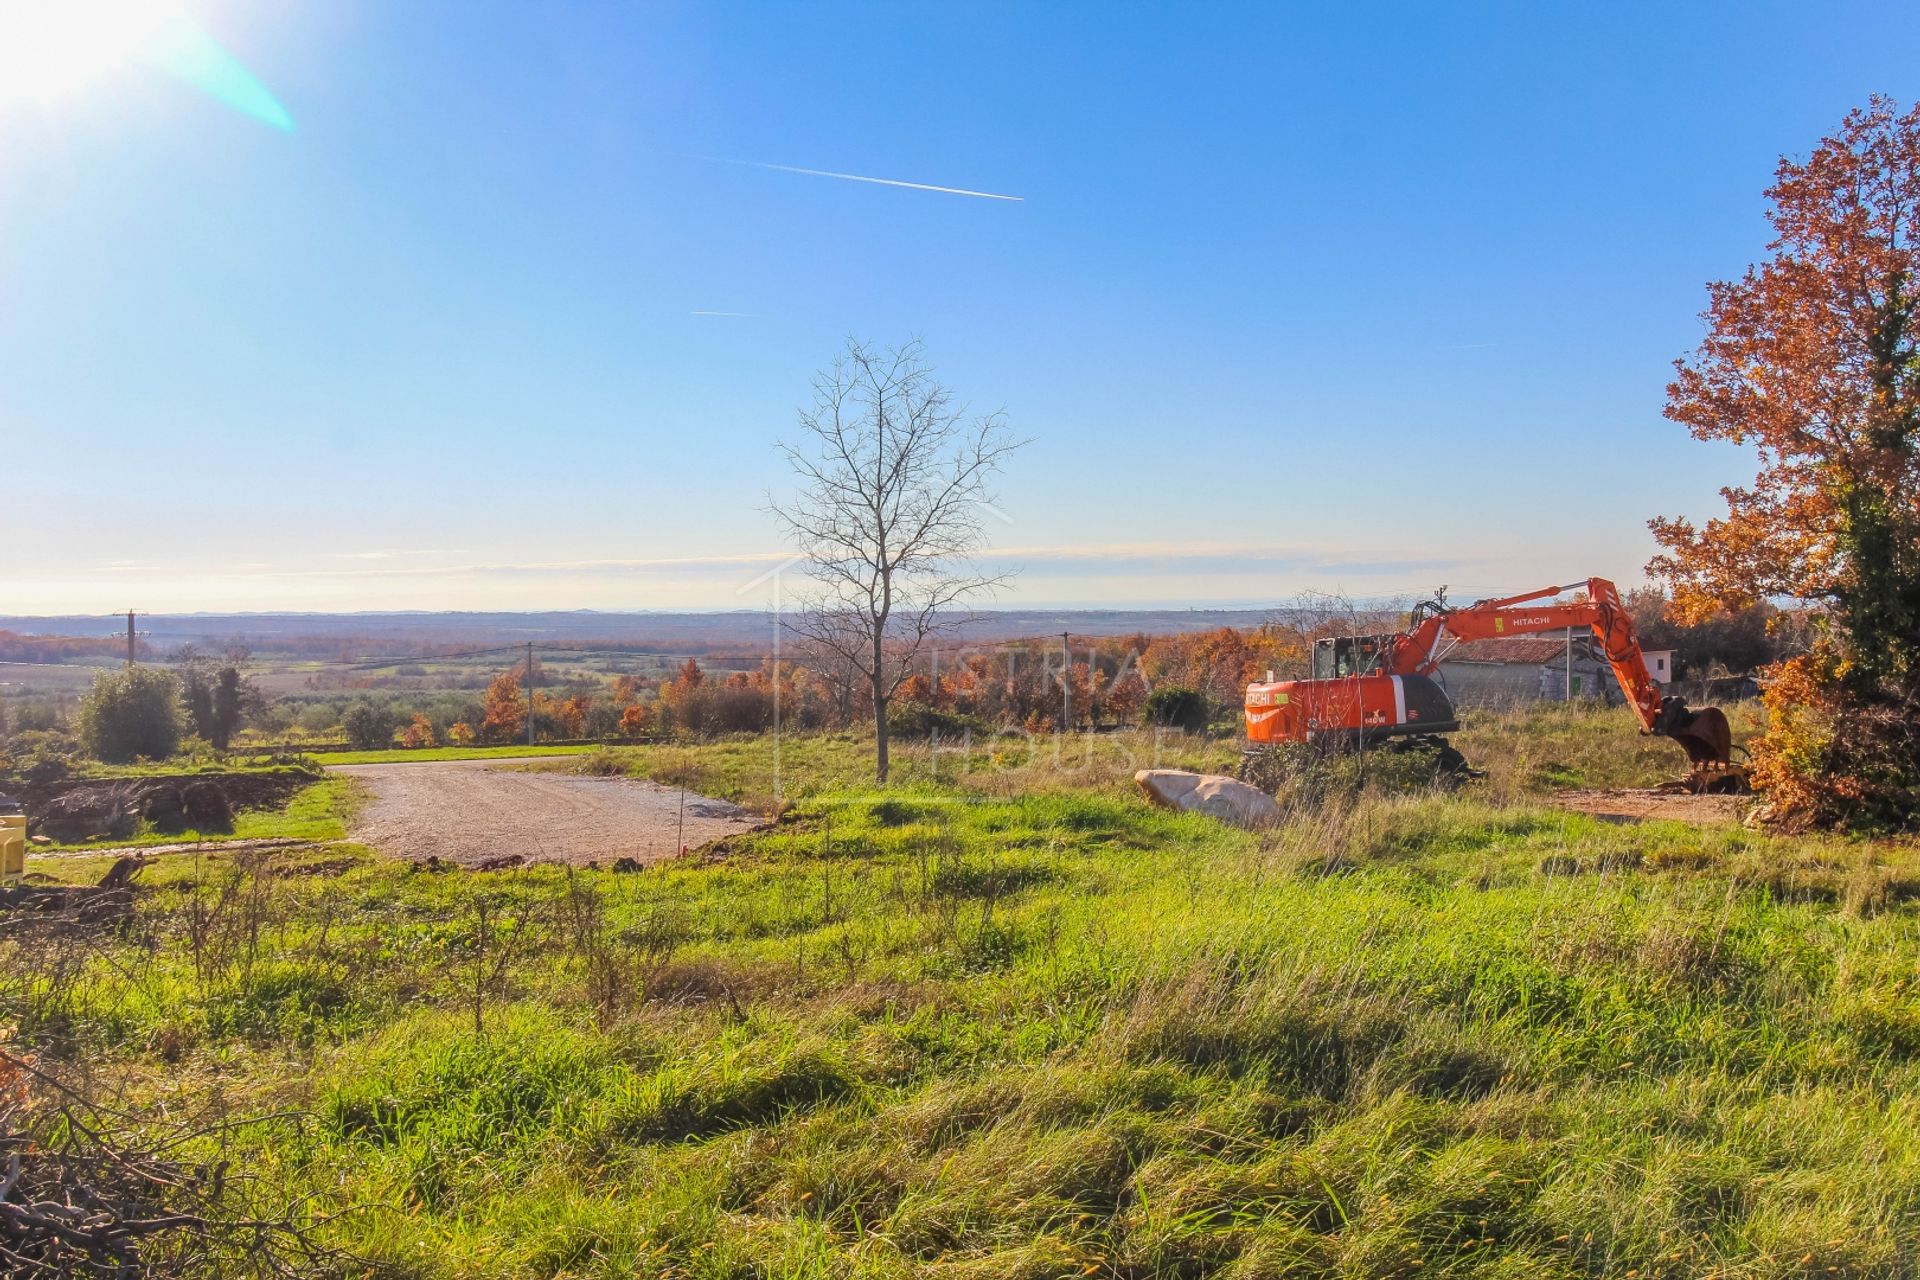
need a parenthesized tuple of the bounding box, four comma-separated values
(575, 748, 629, 777)
(886, 702, 983, 738)
(1143, 686, 1210, 734)
(77, 666, 182, 763)
(342, 701, 399, 751)
(11, 701, 64, 734)
(1752, 649, 1920, 832)
(296, 704, 337, 735)
(1, 730, 77, 783)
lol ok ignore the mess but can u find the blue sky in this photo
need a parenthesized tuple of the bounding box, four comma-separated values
(2, 1, 1916, 614)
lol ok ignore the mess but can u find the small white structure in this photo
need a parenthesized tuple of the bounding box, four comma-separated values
(1644, 649, 1674, 685)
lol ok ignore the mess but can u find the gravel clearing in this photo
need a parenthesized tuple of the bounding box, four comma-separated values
(335, 758, 760, 867)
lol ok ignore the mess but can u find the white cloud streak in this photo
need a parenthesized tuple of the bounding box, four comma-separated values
(739, 160, 1022, 202)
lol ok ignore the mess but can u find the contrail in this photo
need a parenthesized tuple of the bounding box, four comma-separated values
(740, 160, 1022, 202)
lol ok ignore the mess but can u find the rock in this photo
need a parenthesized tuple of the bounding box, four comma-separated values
(610, 856, 645, 873)
(1135, 769, 1282, 829)
(37, 784, 139, 843)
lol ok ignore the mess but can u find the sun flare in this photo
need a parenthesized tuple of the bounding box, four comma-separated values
(0, 0, 182, 108)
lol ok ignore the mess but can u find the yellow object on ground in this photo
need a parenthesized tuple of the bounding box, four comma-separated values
(0, 810, 24, 883)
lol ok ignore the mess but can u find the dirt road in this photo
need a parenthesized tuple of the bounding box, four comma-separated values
(335, 758, 759, 867)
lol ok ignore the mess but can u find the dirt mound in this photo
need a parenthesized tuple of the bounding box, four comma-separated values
(21, 769, 317, 843)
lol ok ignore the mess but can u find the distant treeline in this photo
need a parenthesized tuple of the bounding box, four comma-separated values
(0, 631, 136, 665)
(271, 636, 781, 666)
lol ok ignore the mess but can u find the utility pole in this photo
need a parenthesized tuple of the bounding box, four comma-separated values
(125, 611, 136, 666)
(1060, 631, 1071, 732)
(526, 642, 536, 747)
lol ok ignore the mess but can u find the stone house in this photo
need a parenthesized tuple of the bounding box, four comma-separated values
(1435, 635, 1665, 707)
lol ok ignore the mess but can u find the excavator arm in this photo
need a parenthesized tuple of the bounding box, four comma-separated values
(1386, 578, 1734, 769)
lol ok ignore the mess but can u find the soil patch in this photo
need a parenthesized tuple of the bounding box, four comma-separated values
(335, 758, 760, 867)
(1551, 788, 1748, 826)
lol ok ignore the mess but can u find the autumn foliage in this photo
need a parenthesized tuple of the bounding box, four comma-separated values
(398, 712, 436, 749)
(480, 672, 525, 744)
(432, 622, 1308, 752)
(1651, 97, 1920, 828)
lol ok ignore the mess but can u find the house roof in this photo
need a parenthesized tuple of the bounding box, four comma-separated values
(1439, 637, 1577, 665)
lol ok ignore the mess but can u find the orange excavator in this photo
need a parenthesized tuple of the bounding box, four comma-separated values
(1243, 578, 1742, 789)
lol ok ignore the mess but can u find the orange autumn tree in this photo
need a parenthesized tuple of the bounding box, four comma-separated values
(399, 712, 436, 749)
(480, 672, 525, 743)
(1650, 96, 1920, 829)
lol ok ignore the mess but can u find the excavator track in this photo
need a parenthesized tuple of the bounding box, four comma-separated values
(1238, 735, 1480, 793)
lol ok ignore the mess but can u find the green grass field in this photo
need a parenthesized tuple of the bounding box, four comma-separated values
(10, 707, 1917, 1278)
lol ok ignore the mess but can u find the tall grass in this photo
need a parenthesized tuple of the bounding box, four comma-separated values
(1455, 699, 1767, 797)
(11, 713, 1919, 1278)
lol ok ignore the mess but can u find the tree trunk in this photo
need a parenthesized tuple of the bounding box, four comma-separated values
(872, 672, 890, 783)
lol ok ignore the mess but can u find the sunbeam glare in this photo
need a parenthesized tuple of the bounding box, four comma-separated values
(0, 0, 290, 129)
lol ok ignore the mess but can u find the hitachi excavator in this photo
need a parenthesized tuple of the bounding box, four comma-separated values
(1243, 578, 1743, 790)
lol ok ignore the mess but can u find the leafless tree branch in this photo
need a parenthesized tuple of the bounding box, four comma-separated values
(772, 339, 1025, 781)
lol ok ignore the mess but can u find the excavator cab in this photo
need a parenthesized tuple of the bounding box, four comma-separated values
(1311, 634, 1395, 680)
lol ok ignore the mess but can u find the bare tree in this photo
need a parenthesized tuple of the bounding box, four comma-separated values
(1276, 589, 1408, 647)
(775, 339, 1022, 782)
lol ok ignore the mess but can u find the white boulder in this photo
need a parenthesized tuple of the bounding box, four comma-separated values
(1134, 768, 1281, 829)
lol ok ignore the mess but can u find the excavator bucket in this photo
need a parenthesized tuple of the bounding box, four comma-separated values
(1652, 697, 1748, 794)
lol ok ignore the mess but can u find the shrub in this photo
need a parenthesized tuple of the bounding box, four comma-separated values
(1752, 648, 1920, 832)
(886, 702, 982, 738)
(9, 701, 63, 735)
(1143, 685, 1209, 734)
(174, 735, 218, 766)
(584, 703, 623, 739)
(2, 729, 76, 782)
(398, 713, 436, 749)
(575, 749, 628, 777)
(342, 701, 399, 751)
(77, 666, 182, 763)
